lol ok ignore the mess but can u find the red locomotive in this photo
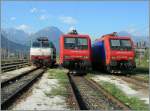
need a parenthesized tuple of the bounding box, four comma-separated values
(59, 29, 92, 74)
(92, 32, 136, 73)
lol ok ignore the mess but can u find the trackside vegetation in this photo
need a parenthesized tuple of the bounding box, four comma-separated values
(99, 81, 149, 110)
(135, 48, 149, 73)
(46, 68, 69, 96)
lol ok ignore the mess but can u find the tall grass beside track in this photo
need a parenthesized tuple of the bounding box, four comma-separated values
(99, 81, 149, 110)
(135, 48, 149, 74)
(46, 68, 69, 97)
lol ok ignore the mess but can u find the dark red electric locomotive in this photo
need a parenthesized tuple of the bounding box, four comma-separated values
(59, 29, 92, 74)
(92, 32, 136, 73)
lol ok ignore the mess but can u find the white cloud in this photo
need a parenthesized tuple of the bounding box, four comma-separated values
(30, 8, 38, 13)
(16, 24, 31, 32)
(124, 25, 148, 36)
(125, 27, 138, 35)
(30, 8, 47, 14)
(39, 15, 48, 20)
(59, 16, 77, 25)
(10, 17, 16, 21)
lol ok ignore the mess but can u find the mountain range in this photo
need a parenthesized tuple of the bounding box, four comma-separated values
(3, 28, 29, 45)
(1, 26, 63, 54)
(1, 30, 29, 53)
(29, 26, 63, 52)
(118, 31, 149, 42)
(1, 26, 149, 55)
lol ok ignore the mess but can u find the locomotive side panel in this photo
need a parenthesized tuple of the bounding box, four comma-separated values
(49, 42, 56, 65)
(92, 41, 106, 69)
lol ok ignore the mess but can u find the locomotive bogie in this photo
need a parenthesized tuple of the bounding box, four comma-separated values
(106, 60, 136, 72)
(62, 60, 91, 71)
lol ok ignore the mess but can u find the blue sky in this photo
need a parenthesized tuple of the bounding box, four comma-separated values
(1, 1, 149, 40)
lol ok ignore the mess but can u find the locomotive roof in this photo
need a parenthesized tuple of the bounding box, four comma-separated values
(61, 34, 90, 38)
(95, 32, 132, 42)
(37, 37, 49, 41)
(68, 29, 78, 34)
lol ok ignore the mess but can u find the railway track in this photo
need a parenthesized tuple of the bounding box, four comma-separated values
(118, 75, 148, 88)
(1, 61, 30, 72)
(129, 75, 149, 83)
(67, 72, 130, 110)
(1, 67, 46, 110)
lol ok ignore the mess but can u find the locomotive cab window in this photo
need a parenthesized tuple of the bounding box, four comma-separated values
(64, 37, 88, 50)
(77, 38, 88, 49)
(110, 39, 132, 50)
(121, 40, 132, 50)
(32, 42, 40, 48)
(42, 41, 49, 48)
(121, 40, 131, 47)
(64, 38, 76, 49)
(110, 40, 120, 46)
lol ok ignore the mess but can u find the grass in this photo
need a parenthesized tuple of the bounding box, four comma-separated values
(141, 74, 150, 81)
(143, 75, 149, 81)
(99, 81, 149, 110)
(48, 68, 68, 80)
(56, 55, 60, 63)
(135, 48, 149, 68)
(86, 72, 95, 79)
(134, 48, 149, 74)
(45, 68, 69, 97)
(131, 74, 149, 82)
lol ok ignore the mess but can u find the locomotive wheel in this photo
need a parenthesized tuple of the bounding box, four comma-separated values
(69, 70, 86, 76)
(106, 65, 111, 73)
(58, 64, 64, 69)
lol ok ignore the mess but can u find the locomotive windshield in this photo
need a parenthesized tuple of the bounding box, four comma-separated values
(121, 40, 131, 47)
(42, 41, 49, 48)
(110, 39, 132, 50)
(32, 41, 50, 48)
(110, 40, 120, 47)
(32, 42, 40, 48)
(64, 37, 88, 50)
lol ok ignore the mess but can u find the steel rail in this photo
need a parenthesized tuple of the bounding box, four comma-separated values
(1, 68, 46, 110)
(1, 67, 38, 87)
(129, 76, 149, 83)
(84, 77, 130, 110)
(1, 61, 30, 72)
(68, 73, 130, 110)
(120, 76, 148, 88)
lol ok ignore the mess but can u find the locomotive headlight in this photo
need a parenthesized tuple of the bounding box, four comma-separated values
(111, 56, 116, 59)
(110, 60, 117, 66)
(64, 56, 70, 59)
(129, 57, 133, 60)
(83, 56, 88, 59)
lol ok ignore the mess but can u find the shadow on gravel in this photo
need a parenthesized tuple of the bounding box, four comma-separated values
(133, 67, 149, 74)
(89, 67, 149, 76)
